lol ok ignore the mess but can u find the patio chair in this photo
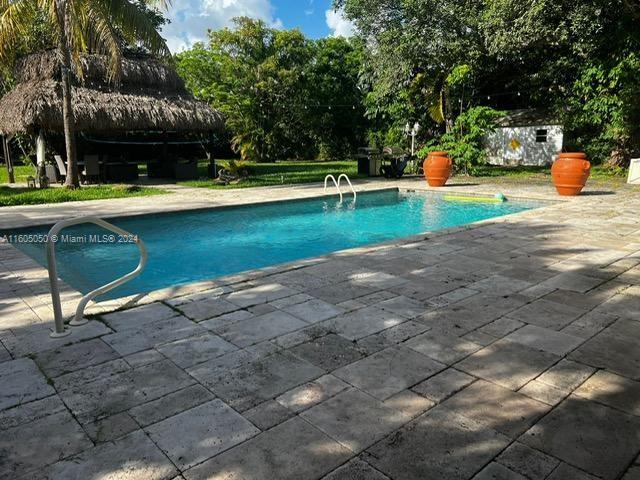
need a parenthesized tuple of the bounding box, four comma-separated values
(53, 155, 67, 184)
(82, 155, 101, 184)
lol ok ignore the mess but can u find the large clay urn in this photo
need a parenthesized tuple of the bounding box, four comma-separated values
(423, 151, 452, 187)
(551, 152, 591, 196)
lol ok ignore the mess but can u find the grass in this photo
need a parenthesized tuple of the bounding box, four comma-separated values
(179, 160, 363, 189)
(464, 164, 628, 187)
(0, 184, 167, 207)
(0, 164, 36, 184)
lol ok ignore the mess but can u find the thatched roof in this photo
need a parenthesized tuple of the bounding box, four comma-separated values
(0, 51, 223, 135)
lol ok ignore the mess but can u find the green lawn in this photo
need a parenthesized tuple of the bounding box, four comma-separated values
(467, 165, 628, 186)
(0, 185, 167, 207)
(0, 164, 36, 184)
(179, 160, 363, 189)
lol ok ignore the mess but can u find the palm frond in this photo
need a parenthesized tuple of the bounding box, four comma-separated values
(0, 0, 38, 65)
(102, 0, 169, 57)
(84, 2, 123, 83)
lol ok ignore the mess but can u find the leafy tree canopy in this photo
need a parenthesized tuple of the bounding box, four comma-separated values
(176, 17, 368, 162)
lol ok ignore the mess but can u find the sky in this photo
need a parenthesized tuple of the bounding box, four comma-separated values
(162, 0, 356, 53)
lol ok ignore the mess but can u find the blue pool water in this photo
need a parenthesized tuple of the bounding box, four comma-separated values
(7, 190, 540, 299)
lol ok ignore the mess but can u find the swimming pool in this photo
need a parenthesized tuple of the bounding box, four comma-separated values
(7, 189, 540, 299)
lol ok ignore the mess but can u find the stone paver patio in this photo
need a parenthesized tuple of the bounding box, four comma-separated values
(1, 178, 639, 479)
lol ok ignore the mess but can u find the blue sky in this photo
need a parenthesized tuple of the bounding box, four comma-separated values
(162, 0, 355, 52)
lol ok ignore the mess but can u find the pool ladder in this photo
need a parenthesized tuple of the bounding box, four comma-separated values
(324, 174, 357, 203)
(46, 216, 148, 338)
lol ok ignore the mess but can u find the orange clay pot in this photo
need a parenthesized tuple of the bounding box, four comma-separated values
(424, 152, 453, 187)
(551, 153, 591, 196)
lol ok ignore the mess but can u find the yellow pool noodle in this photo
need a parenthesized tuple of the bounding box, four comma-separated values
(443, 195, 506, 203)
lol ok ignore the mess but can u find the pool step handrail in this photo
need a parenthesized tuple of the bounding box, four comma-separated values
(46, 216, 148, 338)
(337, 174, 357, 203)
(324, 174, 343, 203)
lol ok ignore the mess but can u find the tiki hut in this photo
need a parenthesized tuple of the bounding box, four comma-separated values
(0, 51, 223, 182)
(0, 50, 223, 135)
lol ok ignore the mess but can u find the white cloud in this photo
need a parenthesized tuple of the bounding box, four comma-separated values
(325, 7, 355, 38)
(162, 0, 283, 52)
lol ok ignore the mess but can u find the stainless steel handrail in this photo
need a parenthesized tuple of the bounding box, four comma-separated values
(46, 216, 148, 338)
(337, 174, 357, 203)
(324, 174, 343, 202)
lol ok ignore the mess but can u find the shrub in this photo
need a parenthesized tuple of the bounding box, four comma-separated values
(418, 106, 504, 174)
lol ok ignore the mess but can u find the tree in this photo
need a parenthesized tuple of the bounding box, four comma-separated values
(176, 18, 368, 162)
(338, 0, 640, 165)
(0, 0, 169, 187)
(304, 37, 367, 159)
(337, 0, 486, 137)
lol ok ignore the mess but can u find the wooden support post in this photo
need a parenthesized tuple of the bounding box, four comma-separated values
(2, 135, 14, 184)
(36, 130, 48, 187)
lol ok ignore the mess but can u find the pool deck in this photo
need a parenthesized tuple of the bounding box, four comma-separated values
(1, 178, 639, 479)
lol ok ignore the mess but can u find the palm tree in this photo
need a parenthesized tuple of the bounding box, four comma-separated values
(0, 0, 170, 188)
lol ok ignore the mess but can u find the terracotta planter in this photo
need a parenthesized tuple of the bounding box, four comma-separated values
(551, 153, 591, 196)
(423, 152, 452, 187)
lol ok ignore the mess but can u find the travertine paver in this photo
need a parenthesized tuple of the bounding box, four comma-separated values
(332, 345, 445, 400)
(289, 333, 366, 371)
(456, 339, 560, 390)
(1, 179, 639, 479)
(175, 298, 240, 322)
(366, 406, 510, 479)
(521, 397, 640, 480)
(327, 305, 407, 340)
(506, 298, 586, 330)
(496, 441, 560, 479)
(472, 462, 527, 480)
(0, 358, 55, 410)
(405, 331, 482, 364)
(34, 338, 119, 378)
(155, 333, 237, 368)
(283, 298, 344, 323)
(225, 283, 298, 307)
(101, 302, 179, 329)
(84, 412, 139, 443)
(146, 399, 260, 469)
(411, 368, 476, 403)
(59, 360, 195, 422)
(443, 380, 549, 438)
(504, 324, 584, 356)
(321, 458, 390, 479)
(243, 399, 295, 430)
(546, 463, 600, 480)
(128, 384, 215, 426)
(535, 358, 595, 391)
(183, 416, 352, 480)
(201, 350, 324, 411)
(300, 388, 410, 452)
(0, 410, 91, 477)
(569, 318, 640, 380)
(276, 374, 350, 412)
(29, 430, 178, 480)
(215, 310, 307, 347)
(573, 370, 640, 416)
(102, 315, 206, 356)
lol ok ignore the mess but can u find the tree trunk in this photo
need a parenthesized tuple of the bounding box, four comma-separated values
(2, 136, 14, 183)
(56, 0, 79, 188)
(606, 135, 632, 169)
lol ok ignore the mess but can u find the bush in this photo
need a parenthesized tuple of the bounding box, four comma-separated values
(418, 107, 503, 174)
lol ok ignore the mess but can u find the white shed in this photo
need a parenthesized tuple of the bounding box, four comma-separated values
(484, 110, 563, 166)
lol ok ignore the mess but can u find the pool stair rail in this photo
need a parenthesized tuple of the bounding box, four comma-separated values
(46, 216, 148, 338)
(338, 174, 357, 202)
(324, 174, 357, 203)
